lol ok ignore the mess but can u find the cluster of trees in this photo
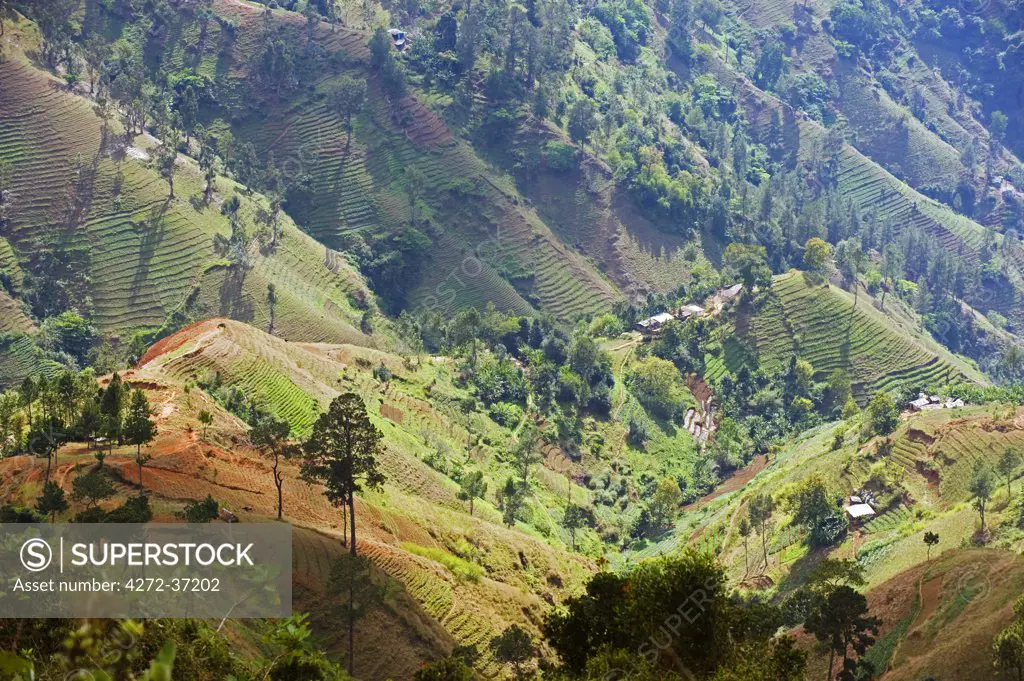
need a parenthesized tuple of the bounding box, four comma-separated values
(407, 0, 574, 127)
(34, 480, 154, 524)
(402, 306, 615, 444)
(736, 475, 850, 578)
(541, 549, 809, 680)
(0, 371, 159, 525)
(964, 447, 1022, 540)
(401, 305, 629, 541)
(0, 371, 156, 485)
(712, 357, 856, 471)
(495, 425, 544, 528)
(423, 550, 882, 681)
(397, 0, 751, 233)
(782, 559, 881, 680)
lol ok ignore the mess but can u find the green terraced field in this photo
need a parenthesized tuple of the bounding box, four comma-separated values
(0, 334, 47, 385)
(721, 271, 984, 400)
(862, 505, 915, 535)
(148, 0, 624, 323)
(0, 38, 373, 362)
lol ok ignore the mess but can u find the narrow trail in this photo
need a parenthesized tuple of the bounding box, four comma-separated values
(512, 393, 535, 437)
(683, 454, 768, 511)
(611, 337, 640, 420)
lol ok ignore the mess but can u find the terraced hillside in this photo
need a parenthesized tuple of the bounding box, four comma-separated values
(653, 402, 1024, 629)
(0, 25, 375, 377)
(727, 0, 1020, 213)
(511, 124, 715, 299)
(134, 0, 623, 322)
(137, 318, 699, 538)
(883, 404, 1024, 506)
(0, 321, 598, 678)
(703, 53, 1024, 326)
(712, 271, 984, 400)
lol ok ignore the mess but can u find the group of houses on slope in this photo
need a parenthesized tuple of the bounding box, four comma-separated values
(908, 393, 965, 412)
(631, 286, 744, 441)
(634, 283, 743, 337)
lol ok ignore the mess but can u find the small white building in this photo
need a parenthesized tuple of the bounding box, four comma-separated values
(909, 395, 931, 411)
(844, 503, 876, 523)
(909, 392, 965, 412)
(636, 312, 675, 334)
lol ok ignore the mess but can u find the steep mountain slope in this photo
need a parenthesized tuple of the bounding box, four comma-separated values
(729, 0, 1021, 213)
(126, 0, 626, 320)
(706, 272, 985, 399)
(134, 320, 607, 676)
(0, 24, 375, 366)
(801, 549, 1024, 680)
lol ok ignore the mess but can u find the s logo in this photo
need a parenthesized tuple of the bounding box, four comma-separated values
(20, 538, 52, 572)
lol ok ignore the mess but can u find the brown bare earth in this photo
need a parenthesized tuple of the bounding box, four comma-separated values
(683, 455, 768, 511)
(3, 320, 594, 680)
(794, 549, 1024, 681)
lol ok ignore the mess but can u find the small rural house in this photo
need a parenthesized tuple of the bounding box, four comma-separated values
(678, 304, 705, 320)
(719, 284, 742, 303)
(843, 502, 876, 525)
(635, 312, 675, 336)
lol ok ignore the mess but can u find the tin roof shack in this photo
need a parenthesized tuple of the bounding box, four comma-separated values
(909, 395, 932, 411)
(908, 393, 964, 412)
(719, 284, 742, 303)
(635, 312, 675, 337)
(388, 28, 407, 50)
(843, 503, 876, 526)
(678, 304, 705, 320)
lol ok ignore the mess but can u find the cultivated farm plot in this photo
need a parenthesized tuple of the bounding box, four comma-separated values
(862, 505, 915, 535)
(735, 272, 977, 400)
(0, 43, 375, 356)
(876, 407, 1024, 506)
(291, 527, 453, 681)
